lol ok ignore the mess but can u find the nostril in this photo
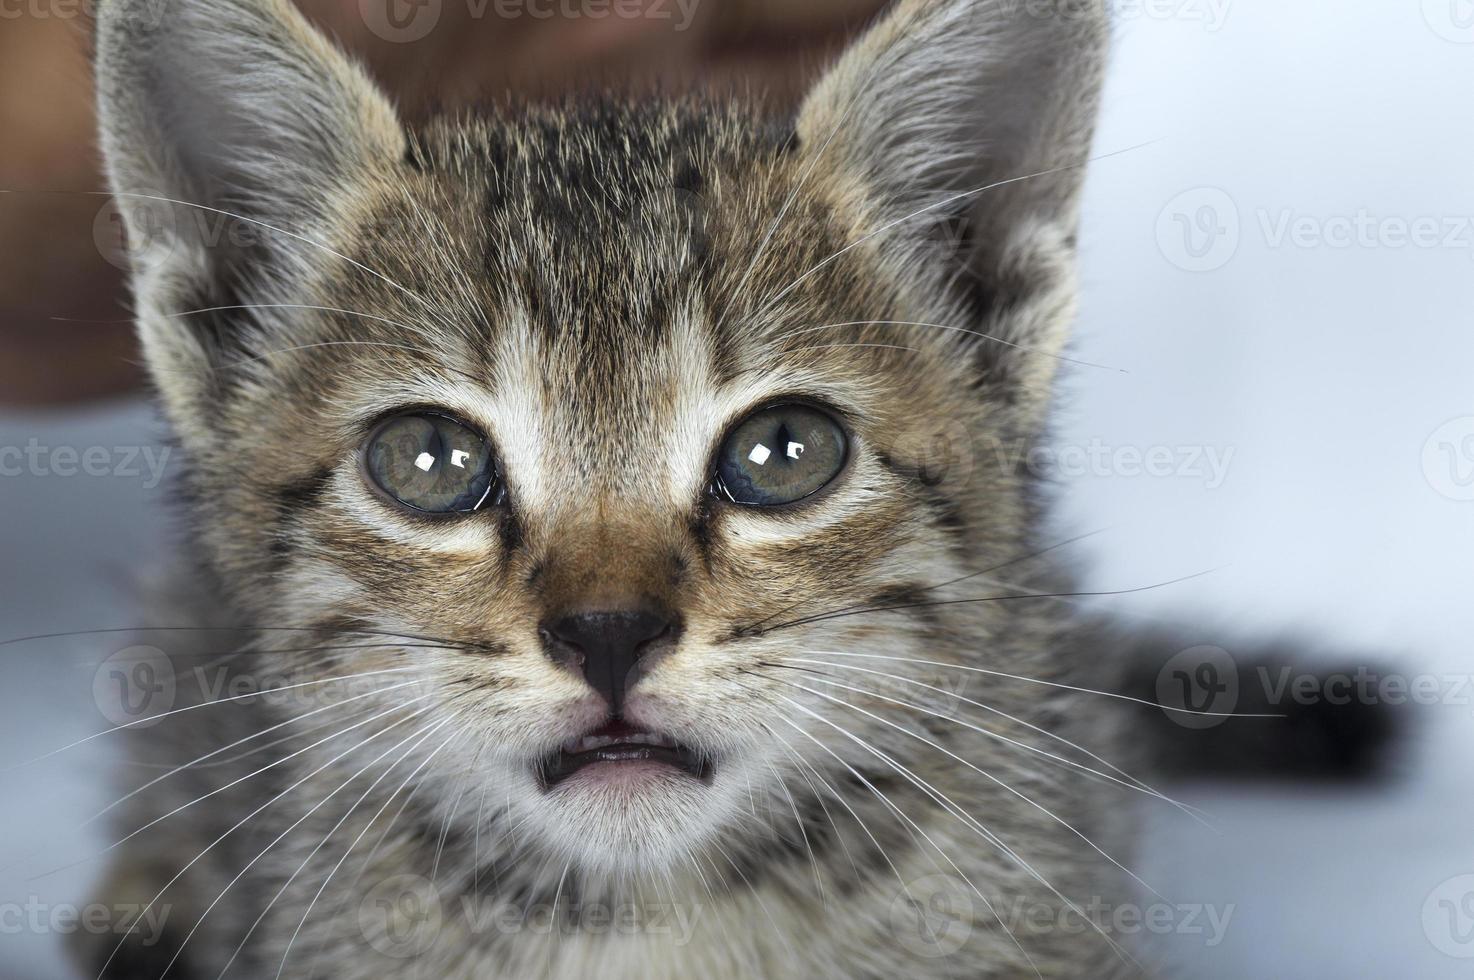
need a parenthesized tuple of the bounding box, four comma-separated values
(540, 609, 681, 713)
(544, 611, 674, 656)
(539, 626, 585, 671)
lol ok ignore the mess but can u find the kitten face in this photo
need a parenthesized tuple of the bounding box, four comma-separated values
(95, 0, 1105, 880)
(182, 108, 1007, 874)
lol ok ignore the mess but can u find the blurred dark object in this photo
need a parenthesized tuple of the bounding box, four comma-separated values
(0, 0, 887, 408)
(1120, 636, 1407, 783)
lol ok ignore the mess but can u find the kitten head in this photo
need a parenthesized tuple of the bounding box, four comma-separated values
(95, 0, 1106, 879)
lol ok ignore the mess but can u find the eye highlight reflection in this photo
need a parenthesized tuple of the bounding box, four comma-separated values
(713, 404, 848, 507)
(362, 413, 499, 515)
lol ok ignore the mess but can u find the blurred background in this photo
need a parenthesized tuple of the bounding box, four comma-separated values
(2, 0, 1473, 976)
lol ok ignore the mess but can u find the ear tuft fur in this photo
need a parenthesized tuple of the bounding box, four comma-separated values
(797, 0, 1109, 399)
(93, 0, 406, 432)
(95, 0, 404, 227)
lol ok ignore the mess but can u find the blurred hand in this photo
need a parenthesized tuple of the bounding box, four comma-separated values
(0, 0, 885, 406)
(312, 0, 884, 108)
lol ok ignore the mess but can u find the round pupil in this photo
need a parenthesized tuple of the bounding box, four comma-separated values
(717, 406, 847, 506)
(366, 415, 494, 514)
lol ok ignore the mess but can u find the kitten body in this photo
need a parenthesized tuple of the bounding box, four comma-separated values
(85, 1, 1141, 977)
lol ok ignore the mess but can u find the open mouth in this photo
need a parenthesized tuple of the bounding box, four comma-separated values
(539, 720, 710, 790)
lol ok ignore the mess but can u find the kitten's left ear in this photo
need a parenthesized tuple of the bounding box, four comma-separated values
(796, 0, 1109, 398)
(94, 0, 406, 281)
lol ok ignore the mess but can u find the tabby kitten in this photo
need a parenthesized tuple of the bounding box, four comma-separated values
(86, 0, 1141, 976)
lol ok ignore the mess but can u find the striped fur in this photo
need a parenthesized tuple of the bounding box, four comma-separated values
(86, 1, 1136, 977)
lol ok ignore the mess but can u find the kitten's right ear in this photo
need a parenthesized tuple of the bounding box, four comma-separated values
(94, 0, 405, 250)
(94, 0, 406, 428)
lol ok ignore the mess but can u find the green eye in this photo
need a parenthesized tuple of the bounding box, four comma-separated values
(362, 413, 499, 515)
(713, 404, 848, 507)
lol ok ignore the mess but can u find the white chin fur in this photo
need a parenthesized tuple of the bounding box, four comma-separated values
(528, 759, 755, 878)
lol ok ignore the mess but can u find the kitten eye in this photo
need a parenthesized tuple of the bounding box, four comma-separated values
(713, 404, 848, 507)
(362, 413, 499, 515)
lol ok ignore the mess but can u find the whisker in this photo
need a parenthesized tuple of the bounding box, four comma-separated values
(300, 739, 468, 980)
(762, 755, 826, 905)
(38, 694, 439, 885)
(738, 527, 1109, 637)
(8, 667, 419, 773)
(0, 698, 398, 881)
(417, 748, 479, 979)
(224, 711, 467, 980)
(164, 711, 458, 980)
(548, 860, 572, 968)
(458, 737, 494, 906)
(759, 567, 1224, 635)
(399, 178, 490, 345)
(740, 676, 937, 903)
(91, 697, 445, 980)
(759, 722, 864, 889)
(219, 339, 493, 387)
(84, 679, 422, 826)
(772, 712, 1043, 978)
(682, 850, 719, 904)
(779, 696, 1138, 972)
(125, 641, 468, 661)
(172, 304, 422, 333)
(764, 661, 1173, 808)
(774, 674, 1162, 900)
(95, 642, 461, 699)
(778, 320, 1128, 374)
(472, 781, 489, 899)
(796, 651, 1282, 720)
(785, 342, 921, 355)
(0, 624, 491, 655)
(717, 45, 891, 335)
(96, 190, 460, 332)
(777, 657, 1209, 823)
(172, 701, 388, 772)
(708, 838, 801, 962)
(747, 141, 1159, 326)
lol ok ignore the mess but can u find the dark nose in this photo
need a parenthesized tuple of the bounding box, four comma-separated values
(541, 610, 679, 715)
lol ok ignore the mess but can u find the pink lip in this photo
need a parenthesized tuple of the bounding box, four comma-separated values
(553, 757, 697, 790)
(539, 719, 710, 789)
